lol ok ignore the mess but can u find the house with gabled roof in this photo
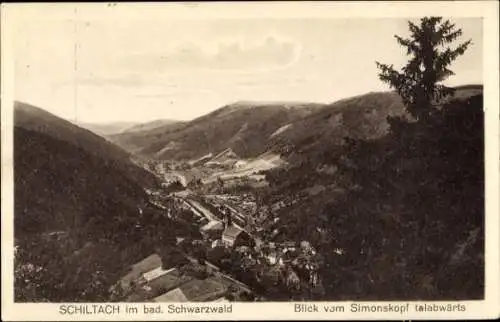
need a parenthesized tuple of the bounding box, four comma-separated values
(119, 253, 163, 290)
(142, 266, 177, 283)
(212, 296, 230, 302)
(221, 225, 254, 248)
(154, 288, 189, 302)
(201, 220, 224, 240)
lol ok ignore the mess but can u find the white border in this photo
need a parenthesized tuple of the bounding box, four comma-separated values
(1, 1, 499, 321)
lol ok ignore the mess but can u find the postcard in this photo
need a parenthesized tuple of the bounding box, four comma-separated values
(1, 1, 499, 320)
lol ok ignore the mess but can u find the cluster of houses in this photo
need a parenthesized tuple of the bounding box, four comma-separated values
(115, 196, 258, 303)
(186, 195, 323, 294)
(200, 211, 254, 249)
(205, 194, 257, 218)
(256, 241, 320, 285)
(198, 210, 321, 292)
(139, 186, 323, 300)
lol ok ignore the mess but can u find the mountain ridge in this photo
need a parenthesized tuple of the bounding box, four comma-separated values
(109, 101, 322, 161)
(107, 85, 482, 163)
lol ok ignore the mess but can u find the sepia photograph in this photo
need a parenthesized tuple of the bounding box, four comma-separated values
(1, 1, 499, 321)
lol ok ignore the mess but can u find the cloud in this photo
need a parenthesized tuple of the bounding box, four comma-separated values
(56, 74, 149, 88)
(56, 73, 183, 90)
(134, 88, 216, 101)
(59, 36, 301, 90)
(77, 76, 145, 87)
(123, 35, 301, 73)
(210, 36, 299, 70)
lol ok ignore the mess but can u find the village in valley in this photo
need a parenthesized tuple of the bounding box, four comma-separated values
(112, 157, 326, 302)
(12, 11, 486, 308)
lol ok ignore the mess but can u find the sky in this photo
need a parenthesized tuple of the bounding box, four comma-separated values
(12, 11, 483, 124)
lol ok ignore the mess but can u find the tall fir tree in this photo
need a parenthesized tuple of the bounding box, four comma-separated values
(376, 17, 471, 121)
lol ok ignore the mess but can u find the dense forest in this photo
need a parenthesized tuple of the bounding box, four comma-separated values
(13, 105, 198, 302)
(261, 17, 484, 300)
(264, 93, 484, 300)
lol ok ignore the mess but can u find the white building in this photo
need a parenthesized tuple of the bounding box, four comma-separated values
(142, 266, 177, 283)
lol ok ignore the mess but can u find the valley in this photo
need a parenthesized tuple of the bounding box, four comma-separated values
(118, 151, 323, 302)
(13, 83, 485, 302)
(2, 13, 491, 322)
(114, 84, 484, 301)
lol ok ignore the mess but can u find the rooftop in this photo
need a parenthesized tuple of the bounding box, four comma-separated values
(212, 296, 230, 303)
(154, 288, 189, 302)
(222, 225, 244, 239)
(179, 277, 228, 301)
(147, 269, 192, 295)
(119, 253, 163, 289)
(143, 266, 177, 282)
(131, 254, 162, 273)
(201, 220, 224, 232)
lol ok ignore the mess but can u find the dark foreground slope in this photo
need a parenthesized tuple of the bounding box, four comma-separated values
(262, 92, 484, 300)
(14, 127, 149, 236)
(13, 102, 190, 302)
(108, 101, 324, 160)
(15, 102, 157, 188)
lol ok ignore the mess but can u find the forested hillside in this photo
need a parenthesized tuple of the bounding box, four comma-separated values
(263, 86, 484, 300)
(13, 103, 192, 302)
(108, 101, 323, 160)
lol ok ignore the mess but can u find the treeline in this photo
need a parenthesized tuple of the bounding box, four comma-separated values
(14, 200, 201, 302)
(262, 17, 484, 300)
(264, 93, 484, 300)
(330, 94, 484, 300)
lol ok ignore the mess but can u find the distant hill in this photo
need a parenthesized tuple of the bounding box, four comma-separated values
(77, 121, 139, 136)
(122, 119, 180, 134)
(268, 91, 406, 159)
(108, 101, 324, 160)
(14, 101, 158, 236)
(108, 86, 482, 164)
(268, 85, 484, 162)
(108, 120, 187, 154)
